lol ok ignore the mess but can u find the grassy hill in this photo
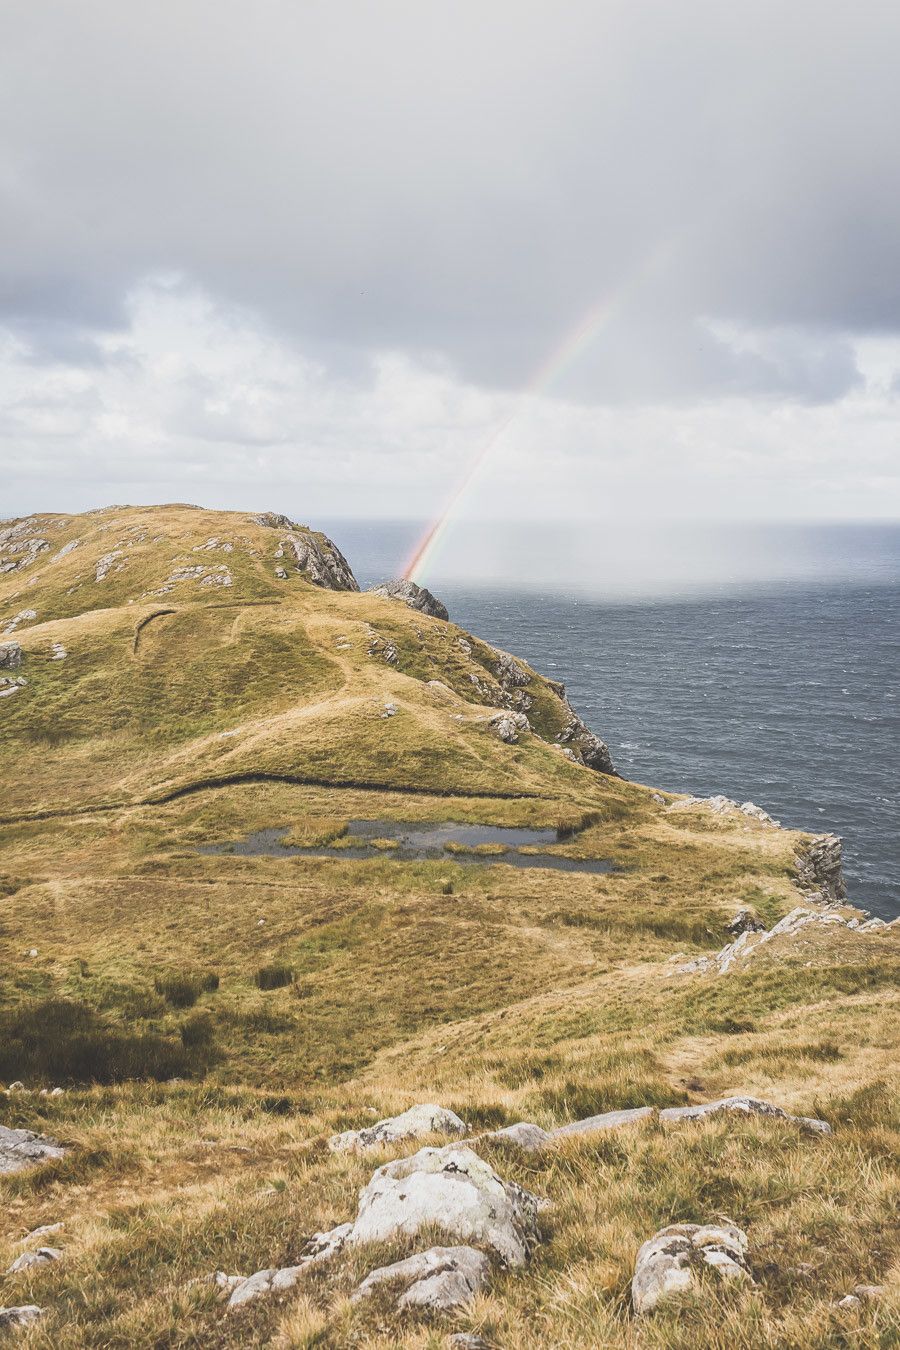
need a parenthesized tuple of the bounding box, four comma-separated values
(0, 505, 897, 1348)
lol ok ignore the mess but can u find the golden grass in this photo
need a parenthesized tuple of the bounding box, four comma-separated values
(1, 506, 898, 1347)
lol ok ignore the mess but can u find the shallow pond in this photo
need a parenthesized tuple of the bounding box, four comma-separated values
(199, 818, 615, 875)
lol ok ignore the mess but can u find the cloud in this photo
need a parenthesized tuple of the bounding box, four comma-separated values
(2, 0, 900, 405)
(1, 278, 898, 522)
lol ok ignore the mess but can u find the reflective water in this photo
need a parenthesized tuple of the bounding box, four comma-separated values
(200, 819, 615, 875)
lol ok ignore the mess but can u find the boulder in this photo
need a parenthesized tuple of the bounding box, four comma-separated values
(486, 1122, 551, 1152)
(370, 578, 449, 621)
(349, 1144, 540, 1267)
(18, 1224, 63, 1245)
(6, 1247, 61, 1275)
(0, 641, 22, 669)
(487, 711, 530, 744)
(0, 1125, 67, 1175)
(351, 1245, 491, 1311)
(0, 1306, 44, 1329)
(551, 1106, 654, 1139)
(632, 1221, 753, 1314)
(328, 1104, 468, 1154)
(448, 1337, 491, 1350)
(659, 1096, 830, 1134)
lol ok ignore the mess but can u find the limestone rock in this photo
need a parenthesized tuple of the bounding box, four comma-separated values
(0, 1126, 66, 1175)
(551, 1106, 654, 1139)
(281, 531, 358, 591)
(0, 1306, 44, 1329)
(18, 1224, 63, 1245)
(632, 1221, 753, 1314)
(349, 1144, 540, 1267)
(795, 833, 847, 907)
(487, 711, 530, 744)
(667, 795, 779, 826)
(0, 641, 22, 669)
(227, 1265, 304, 1308)
(6, 1247, 61, 1275)
(725, 907, 766, 936)
(448, 1337, 491, 1350)
(659, 1096, 830, 1134)
(556, 705, 616, 775)
(487, 1122, 551, 1152)
(50, 643, 67, 660)
(370, 578, 449, 621)
(329, 1103, 467, 1154)
(352, 1245, 491, 1311)
(225, 1222, 351, 1308)
(674, 904, 882, 977)
(836, 1284, 885, 1308)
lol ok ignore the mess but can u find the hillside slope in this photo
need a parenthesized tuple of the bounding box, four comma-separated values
(0, 505, 897, 1349)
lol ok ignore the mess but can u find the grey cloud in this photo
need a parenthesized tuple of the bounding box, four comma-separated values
(1, 0, 899, 403)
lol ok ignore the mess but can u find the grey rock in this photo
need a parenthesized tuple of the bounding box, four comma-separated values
(352, 1245, 491, 1311)
(329, 1103, 467, 1154)
(0, 1306, 44, 1329)
(227, 1267, 297, 1308)
(632, 1221, 753, 1314)
(349, 1144, 540, 1267)
(448, 1338, 491, 1350)
(556, 705, 616, 775)
(724, 907, 766, 936)
(551, 1106, 654, 1139)
(6, 1247, 61, 1275)
(0, 641, 22, 669)
(487, 1122, 551, 1152)
(836, 1284, 885, 1308)
(282, 531, 358, 591)
(224, 1222, 351, 1308)
(487, 711, 530, 744)
(370, 578, 449, 621)
(795, 833, 847, 907)
(668, 795, 779, 826)
(18, 1224, 63, 1245)
(659, 1095, 830, 1134)
(0, 1126, 67, 1175)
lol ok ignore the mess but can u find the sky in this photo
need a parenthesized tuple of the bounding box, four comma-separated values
(2, 0, 900, 537)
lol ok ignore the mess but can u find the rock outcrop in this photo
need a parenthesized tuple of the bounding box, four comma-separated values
(349, 1144, 540, 1267)
(552, 1106, 654, 1139)
(328, 1103, 468, 1154)
(658, 1095, 831, 1134)
(632, 1221, 753, 1314)
(0, 641, 22, 669)
(673, 906, 886, 977)
(351, 1245, 491, 1311)
(280, 532, 358, 591)
(668, 795, 779, 826)
(796, 833, 847, 907)
(488, 710, 530, 744)
(369, 578, 449, 621)
(0, 1125, 66, 1175)
(0, 1306, 44, 1329)
(225, 1223, 352, 1308)
(6, 1247, 61, 1275)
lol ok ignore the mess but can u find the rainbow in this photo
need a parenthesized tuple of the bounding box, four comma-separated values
(403, 236, 676, 584)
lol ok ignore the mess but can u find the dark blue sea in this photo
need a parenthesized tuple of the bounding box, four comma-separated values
(322, 520, 900, 919)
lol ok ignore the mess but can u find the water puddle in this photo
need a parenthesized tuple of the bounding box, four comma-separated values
(199, 818, 615, 875)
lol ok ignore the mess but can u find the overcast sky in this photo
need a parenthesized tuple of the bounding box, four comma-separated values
(2, 0, 900, 529)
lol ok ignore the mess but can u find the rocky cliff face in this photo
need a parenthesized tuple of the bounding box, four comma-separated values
(369, 578, 449, 621)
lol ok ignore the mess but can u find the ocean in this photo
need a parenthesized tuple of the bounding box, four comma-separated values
(322, 520, 900, 919)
